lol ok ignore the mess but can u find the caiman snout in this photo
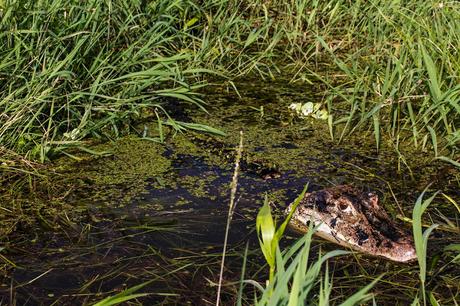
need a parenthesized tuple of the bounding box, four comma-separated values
(287, 185, 417, 263)
(379, 241, 417, 262)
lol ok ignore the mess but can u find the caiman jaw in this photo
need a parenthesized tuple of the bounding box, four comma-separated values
(287, 186, 418, 263)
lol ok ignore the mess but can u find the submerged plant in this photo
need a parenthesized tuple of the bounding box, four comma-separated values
(91, 281, 153, 306)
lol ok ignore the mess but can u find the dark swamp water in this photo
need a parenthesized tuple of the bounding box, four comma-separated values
(1, 78, 459, 305)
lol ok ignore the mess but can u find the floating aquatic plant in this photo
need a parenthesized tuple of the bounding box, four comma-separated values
(288, 102, 329, 120)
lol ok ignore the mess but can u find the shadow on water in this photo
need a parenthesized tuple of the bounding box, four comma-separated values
(1, 77, 459, 305)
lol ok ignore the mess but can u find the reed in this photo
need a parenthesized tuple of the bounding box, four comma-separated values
(2, 1, 459, 168)
(412, 188, 439, 306)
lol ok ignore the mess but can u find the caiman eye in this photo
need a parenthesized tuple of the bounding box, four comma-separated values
(339, 203, 348, 211)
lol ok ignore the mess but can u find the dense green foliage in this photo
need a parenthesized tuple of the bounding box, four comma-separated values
(1, 0, 459, 164)
(309, 1, 460, 161)
(0, 0, 210, 161)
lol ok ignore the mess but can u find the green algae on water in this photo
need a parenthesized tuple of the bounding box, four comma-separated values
(84, 136, 171, 186)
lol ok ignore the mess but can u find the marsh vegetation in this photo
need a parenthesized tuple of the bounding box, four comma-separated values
(1, 0, 459, 305)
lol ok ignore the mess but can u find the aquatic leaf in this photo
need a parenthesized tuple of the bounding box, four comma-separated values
(289, 103, 302, 113)
(318, 265, 331, 306)
(288, 263, 301, 306)
(93, 294, 148, 306)
(244, 26, 266, 48)
(372, 112, 380, 152)
(274, 246, 287, 292)
(421, 44, 442, 103)
(428, 292, 440, 306)
(312, 109, 329, 120)
(75, 146, 112, 157)
(288, 206, 314, 306)
(164, 121, 226, 136)
(155, 109, 164, 143)
(444, 244, 460, 252)
(453, 254, 460, 263)
(407, 102, 418, 147)
(426, 126, 438, 157)
(256, 185, 308, 288)
(313, 103, 321, 112)
(442, 193, 460, 214)
(275, 184, 308, 243)
(290, 102, 328, 120)
(444, 244, 460, 263)
(256, 227, 352, 306)
(327, 107, 334, 140)
(151, 53, 191, 62)
(156, 92, 208, 112)
(184, 17, 199, 30)
(237, 243, 249, 306)
(412, 296, 420, 306)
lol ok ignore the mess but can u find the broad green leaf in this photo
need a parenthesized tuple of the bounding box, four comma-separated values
(256, 197, 276, 266)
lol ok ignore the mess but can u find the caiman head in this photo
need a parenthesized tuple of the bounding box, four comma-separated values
(286, 185, 417, 263)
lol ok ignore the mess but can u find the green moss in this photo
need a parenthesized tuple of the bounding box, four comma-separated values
(83, 136, 170, 186)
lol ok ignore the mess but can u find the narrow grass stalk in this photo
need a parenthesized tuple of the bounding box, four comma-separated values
(216, 130, 243, 306)
(236, 242, 249, 306)
(412, 187, 439, 306)
(92, 281, 152, 306)
(91, 262, 193, 306)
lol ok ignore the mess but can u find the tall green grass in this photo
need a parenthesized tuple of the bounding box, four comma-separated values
(2, 1, 459, 166)
(297, 1, 460, 163)
(0, 0, 208, 161)
(0, 0, 286, 162)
